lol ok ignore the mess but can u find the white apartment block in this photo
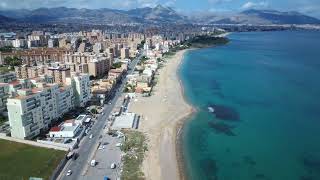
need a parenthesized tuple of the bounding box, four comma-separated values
(7, 89, 44, 139)
(56, 85, 74, 116)
(66, 73, 91, 107)
(7, 83, 75, 139)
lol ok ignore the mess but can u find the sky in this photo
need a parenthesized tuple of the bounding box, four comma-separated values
(0, 0, 319, 18)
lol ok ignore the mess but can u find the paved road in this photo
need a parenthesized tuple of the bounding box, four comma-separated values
(59, 52, 144, 180)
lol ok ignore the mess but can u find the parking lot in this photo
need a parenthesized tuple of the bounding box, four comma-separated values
(83, 133, 123, 180)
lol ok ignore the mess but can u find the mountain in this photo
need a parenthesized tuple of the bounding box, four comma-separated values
(0, 5, 187, 24)
(241, 9, 320, 24)
(0, 6, 319, 25)
(0, 14, 14, 24)
(128, 5, 186, 23)
(196, 9, 320, 25)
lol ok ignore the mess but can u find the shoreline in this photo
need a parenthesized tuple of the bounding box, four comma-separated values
(129, 49, 195, 180)
(175, 49, 197, 180)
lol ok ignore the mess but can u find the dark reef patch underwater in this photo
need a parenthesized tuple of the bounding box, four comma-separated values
(208, 121, 236, 136)
(208, 104, 240, 121)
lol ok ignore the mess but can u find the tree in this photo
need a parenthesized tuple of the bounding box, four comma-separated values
(0, 46, 13, 53)
(4, 56, 22, 67)
(112, 62, 122, 69)
(90, 108, 98, 114)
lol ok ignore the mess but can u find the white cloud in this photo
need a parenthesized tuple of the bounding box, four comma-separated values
(0, 0, 160, 10)
(208, 0, 233, 5)
(164, 0, 176, 7)
(241, 1, 268, 9)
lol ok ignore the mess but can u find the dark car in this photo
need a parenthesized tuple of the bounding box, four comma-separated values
(72, 153, 78, 160)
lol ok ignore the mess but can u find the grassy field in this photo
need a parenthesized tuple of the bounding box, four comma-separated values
(121, 131, 148, 180)
(0, 139, 66, 180)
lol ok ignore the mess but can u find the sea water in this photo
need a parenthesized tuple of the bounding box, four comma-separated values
(179, 31, 320, 180)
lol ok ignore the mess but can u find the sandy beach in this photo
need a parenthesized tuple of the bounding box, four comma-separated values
(130, 49, 193, 180)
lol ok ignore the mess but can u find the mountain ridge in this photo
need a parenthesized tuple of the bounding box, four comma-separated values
(0, 6, 319, 25)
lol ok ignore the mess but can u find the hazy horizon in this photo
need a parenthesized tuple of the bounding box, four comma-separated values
(0, 0, 319, 18)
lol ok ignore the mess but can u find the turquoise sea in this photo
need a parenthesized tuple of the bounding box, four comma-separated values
(179, 31, 320, 180)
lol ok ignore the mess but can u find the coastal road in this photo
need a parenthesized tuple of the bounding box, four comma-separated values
(59, 51, 144, 180)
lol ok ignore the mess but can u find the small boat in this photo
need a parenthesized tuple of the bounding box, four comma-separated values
(208, 107, 215, 113)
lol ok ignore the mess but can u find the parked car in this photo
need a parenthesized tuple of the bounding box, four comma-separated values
(66, 170, 72, 176)
(110, 163, 116, 169)
(72, 153, 78, 160)
(91, 160, 96, 167)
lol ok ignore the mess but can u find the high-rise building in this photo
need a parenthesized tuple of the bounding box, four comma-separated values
(66, 73, 91, 107)
(7, 83, 74, 139)
(120, 48, 130, 59)
(88, 58, 110, 78)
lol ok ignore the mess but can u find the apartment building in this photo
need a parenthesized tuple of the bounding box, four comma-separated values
(120, 48, 129, 59)
(46, 67, 71, 84)
(15, 65, 46, 79)
(88, 58, 109, 78)
(7, 89, 44, 139)
(0, 83, 9, 113)
(57, 85, 74, 116)
(0, 48, 72, 65)
(66, 73, 91, 107)
(64, 63, 89, 74)
(7, 83, 74, 139)
(0, 72, 16, 83)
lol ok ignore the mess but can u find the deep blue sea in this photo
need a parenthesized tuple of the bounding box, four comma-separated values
(179, 31, 320, 180)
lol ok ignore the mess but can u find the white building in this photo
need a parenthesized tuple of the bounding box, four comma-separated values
(7, 89, 44, 139)
(57, 85, 74, 116)
(7, 83, 74, 139)
(49, 120, 81, 138)
(111, 112, 139, 130)
(66, 73, 91, 107)
(12, 39, 26, 48)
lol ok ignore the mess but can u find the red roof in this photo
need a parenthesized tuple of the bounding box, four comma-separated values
(50, 126, 61, 132)
(65, 120, 75, 124)
(9, 80, 21, 86)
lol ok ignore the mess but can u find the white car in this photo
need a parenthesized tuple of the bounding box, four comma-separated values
(66, 170, 72, 176)
(110, 163, 116, 169)
(89, 134, 93, 139)
(91, 160, 96, 167)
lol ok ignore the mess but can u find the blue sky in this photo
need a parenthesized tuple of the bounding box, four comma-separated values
(0, 0, 319, 18)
